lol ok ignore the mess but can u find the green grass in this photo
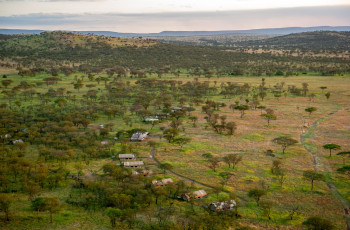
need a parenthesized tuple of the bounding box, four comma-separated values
(243, 133, 265, 141)
(1, 70, 350, 229)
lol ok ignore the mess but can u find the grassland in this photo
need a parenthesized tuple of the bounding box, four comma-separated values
(0, 63, 349, 229)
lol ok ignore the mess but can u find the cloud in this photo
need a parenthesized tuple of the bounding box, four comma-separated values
(39, 0, 106, 1)
(0, 0, 105, 1)
(0, 5, 349, 33)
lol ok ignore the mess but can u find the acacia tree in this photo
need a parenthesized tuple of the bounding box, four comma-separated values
(225, 121, 237, 135)
(337, 165, 350, 174)
(235, 105, 249, 118)
(337, 151, 350, 165)
(223, 154, 242, 169)
(0, 193, 13, 221)
(257, 105, 266, 114)
(305, 107, 317, 115)
(248, 188, 266, 206)
(260, 200, 273, 220)
(320, 86, 327, 92)
(42, 197, 63, 223)
(272, 136, 298, 154)
(303, 216, 334, 230)
(303, 170, 325, 191)
(302, 82, 309, 96)
(1, 80, 13, 88)
(259, 91, 267, 101)
(325, 92, 331, 100)
(163, 128, 178, 143)
(219, 172, 232, 188)
(173, 136, 191, 149)
(287, 204, 300, 220)
(74, 79, 84, 92)
(323, 144, 341, 157)
(202, 153, 213, 159)
(208, 157, 220, 172)
(31, 197, 45, 217)
(270, 159, 282, 175)
(261, 113, 277, 126)
(189, 116, 198, 127)
(105, 207, 122, 228)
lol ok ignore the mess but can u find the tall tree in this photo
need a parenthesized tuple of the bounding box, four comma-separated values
(323, 144, 341, 157)
(225, 121, 237, 135)
(223, 154, 242, 169)
(337, 151, 350, 165)
(272, 136, 298, 154)
(163, 128, 179, 143)
(235, 105, 249, 118)
(173, 136, 192, 149)
(248, 189, 266, 206)
(105, 207, 122, 228)
(1, 80, 13, 88)
(305, 107, 317, 116)
(303, 216, 334, 230)
(260, 200, 273, 220)
(42, 197, 63, 223)
(0, 193, 13, 221)
(208, 157, 220, 172)
(325, 92, 331, 100)
(74, 79, 84, 92)
(261, 113, 277, 126)
(303, 170, 325, 191)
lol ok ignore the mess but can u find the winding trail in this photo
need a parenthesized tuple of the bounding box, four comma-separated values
(150, 146, 249, 204)
(300, 108, 350, 229)
(150, 146, 216, 190)
(149, 104, 350, 218)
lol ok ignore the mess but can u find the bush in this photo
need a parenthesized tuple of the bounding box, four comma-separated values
(303, 216, 334, 230)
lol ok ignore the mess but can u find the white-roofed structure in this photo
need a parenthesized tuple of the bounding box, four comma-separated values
(132, 170, 152, 177)
(210, 200, 237, 212)
(182, 190, 207, 201)
(152, 178, 174, 187)
(193, 190, 207, 199)
(145, 117, 159, 122)
(130, 131, 149, 142)
(123, 161, 144, 168)
(119, 154, 136, 161)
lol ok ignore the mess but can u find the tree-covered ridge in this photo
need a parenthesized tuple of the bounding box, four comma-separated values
(153, 34, 276, 47)
(236, 31, 350, 51)
(0, 31, 349, 76)
(0, 31, 157, 52)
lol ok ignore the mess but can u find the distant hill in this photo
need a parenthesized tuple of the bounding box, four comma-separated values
(1, 30, 349, 76)
(1, 26, 350, 37)
(153, 26, 350, 36)
(0, 29, 45, 35)
(236, 31, 350, 51)
(0, 31, 158, 49)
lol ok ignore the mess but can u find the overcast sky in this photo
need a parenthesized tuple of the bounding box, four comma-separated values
(0, 0, 349, 32)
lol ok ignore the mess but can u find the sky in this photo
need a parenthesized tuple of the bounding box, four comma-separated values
(0, 0, 350, 33)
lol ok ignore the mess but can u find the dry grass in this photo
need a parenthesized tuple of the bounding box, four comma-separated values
(151, 75, 350, 228)
(1, 70, 349, 229)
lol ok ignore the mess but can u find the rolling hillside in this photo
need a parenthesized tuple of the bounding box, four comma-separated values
(0, 31, 349, 76)
(236, 31, 350, 51)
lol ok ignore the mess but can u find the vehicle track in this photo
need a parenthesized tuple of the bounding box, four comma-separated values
(150, 146, 216, 190)
(150, 146, 248, 202)
(300, 109, 350, 229)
